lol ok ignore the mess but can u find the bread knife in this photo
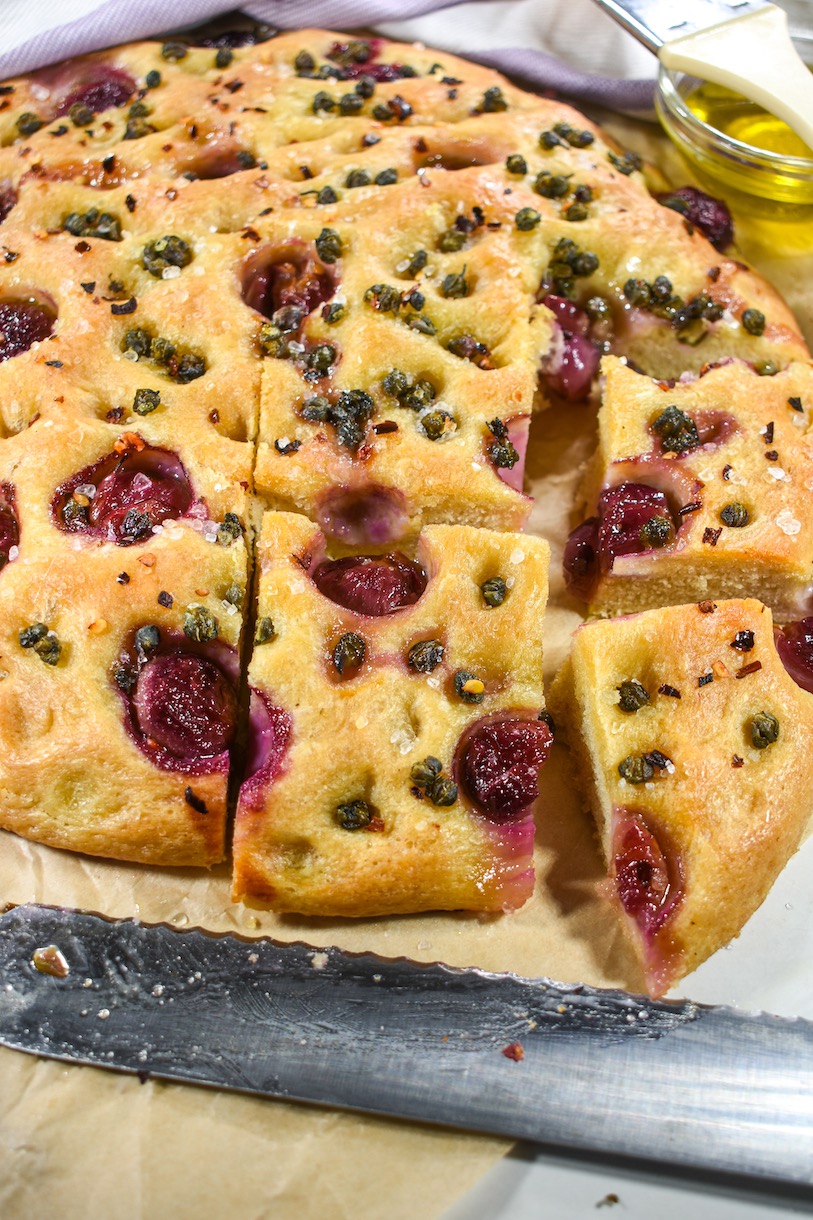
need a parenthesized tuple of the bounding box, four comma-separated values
(591, 0, 813, 150)
(2, 902, 813, 1189)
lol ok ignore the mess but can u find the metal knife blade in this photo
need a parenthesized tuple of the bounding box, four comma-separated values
(2, 903, 813, 1188)
(591, 0, 769, 53)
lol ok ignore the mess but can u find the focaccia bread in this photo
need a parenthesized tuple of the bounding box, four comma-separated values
(549, 598, 813, 995)
(0, 24, 809, 942)
(232, 512, 552, 914)
(564, 356, 813, 617)
(0, 413, 250, 864)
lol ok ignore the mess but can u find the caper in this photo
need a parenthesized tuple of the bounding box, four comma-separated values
(183, 605, 219, 642)
(440, 266, 469, 299)
(134, 624, 161, 659)
(132, 388, 160, 415)
(410, 756, 443, 787)
(334, 799, 373, 830)
(515, 207, 541, 231)
(720, 502, 749, 528)
(751, 711, 779, 749)
(651, 404, 699, 454)
(618, 754, 654, 783)
(315, 227, 342, 263)
(408, 639, 444, 672)
(333, 632, 366, 675)
(427, 775, 458, 806)
(617, 679, 650, 713)
(142, 235, 193, 278)
(480, 86, 507, 112)
(481, 576, 507, 607)
(254, 617, 276, 645)
(216, 513, 243, 546)
(19, 622, 48, 649)
(505, 154, 527, 175)
(639, 516, 674, 548)
(742, 308, 766, 336)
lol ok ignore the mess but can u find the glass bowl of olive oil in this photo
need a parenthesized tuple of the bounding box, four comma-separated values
(655, 31, 813, 223)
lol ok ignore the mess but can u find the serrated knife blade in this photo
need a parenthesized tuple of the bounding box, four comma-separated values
(2, 903, 813, 1188)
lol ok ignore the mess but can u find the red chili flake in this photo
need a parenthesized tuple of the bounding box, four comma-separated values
(165, 189, 178, 201)
(763, 422, 774, 444)
(225, 80, 244, 93)
(698, 672, 714, 687)
(678, 501, 702, 516)
(643, 749, 671, 770)
(125, 194, 136, 212)
(708, 266, 721, 282)
(764, 450, 779, 461)
(722, 464, 733, 480)
(3, 250, 18, 263)
(184, 786, 208, 814)
(373, 420, 398, 435)
(658, 683, 681, 698)
(366, 815, 386, 832)
(102, 154, 116, 172)
(45, 359, 62, 367)
(702, 527, 722, 546)
(157, 590, 173, 608)
(241, 227, 261, 241)
(209, 408, 220, 424)
(300, 165, 313, 180)
(735, 660, 763, 679)
(75, 241, 91, 253)
(111, 297, 137, 315)
(414, 136, 428, 153)
(80, 281, 96, 293)
(106, 407, 124, 423)
(788, 396, 804, 412)
(447, 88, 458, 100)
(502, 1041, 524, 1062)
(732, 755, 744, 768)
(291, 551, 311, 570)
(162, 143, 173, 153)
(698, 601, 717, 613)
(730, 630, 754, 651)
(116, 572, 130, 584)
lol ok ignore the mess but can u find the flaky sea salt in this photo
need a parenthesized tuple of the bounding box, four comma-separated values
(509, 547, 525, 564)
(776, 509, 801, 535)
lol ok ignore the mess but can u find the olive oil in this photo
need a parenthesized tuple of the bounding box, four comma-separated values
(685, 80, 813, 160)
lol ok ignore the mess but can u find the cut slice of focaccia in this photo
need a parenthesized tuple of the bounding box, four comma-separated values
(549, 597, 813, 996)
(0, 411, 251, 866)
(564, 357, 813, 617)
(232, 511, 552, 915)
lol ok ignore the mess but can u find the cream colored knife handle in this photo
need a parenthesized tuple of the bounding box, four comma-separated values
(660, 4, 813, 152)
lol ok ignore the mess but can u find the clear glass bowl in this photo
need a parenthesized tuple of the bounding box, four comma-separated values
(655, 60, 813, 215)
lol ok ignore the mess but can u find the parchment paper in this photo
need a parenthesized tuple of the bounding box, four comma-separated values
(2, 108, 813, 1220)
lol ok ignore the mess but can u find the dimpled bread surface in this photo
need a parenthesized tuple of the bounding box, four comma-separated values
(549, 598, 813, 995)
(572, 356, 813, 617)
(233, 514, 549, 914)
(0, 28, 808, 922)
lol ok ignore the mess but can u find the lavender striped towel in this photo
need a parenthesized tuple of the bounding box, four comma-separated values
(0, 0, 658, 112)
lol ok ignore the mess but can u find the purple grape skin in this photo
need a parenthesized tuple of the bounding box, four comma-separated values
(656, 186, 734, 252)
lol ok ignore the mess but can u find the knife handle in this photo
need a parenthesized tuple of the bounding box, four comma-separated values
(660, 4, 813, 152)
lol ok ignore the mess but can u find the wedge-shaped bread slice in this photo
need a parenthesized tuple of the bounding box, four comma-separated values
(564, 357, 813, 617)
(233, 512, 552, 914)
(550, 598, 813, 996)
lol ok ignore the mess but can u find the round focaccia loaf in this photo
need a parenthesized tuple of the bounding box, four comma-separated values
(550, 597, 813, 996)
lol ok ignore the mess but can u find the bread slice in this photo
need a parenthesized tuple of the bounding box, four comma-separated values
(233, 512, 552, 914)
(565, 357, 813, 617)
(550, 597, 813, 995)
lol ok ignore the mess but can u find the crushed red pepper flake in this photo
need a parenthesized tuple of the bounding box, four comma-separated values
(502, 1041, 524, 1062)
(702, 527, 722, 546)
(731, 630, 755, 651)
(764, 450, 779, 461)
(763, 422, 774, 444)
(698, 600, 717, 613)
(732, 755, 744, 768)
(736, 660, 763, 679)
(678, 501, 702, 516)
(698, 672, 713, 687)
(712, 659, 730, 679)
(722, 464, 733, 480)
(658, 683, 681, 698)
